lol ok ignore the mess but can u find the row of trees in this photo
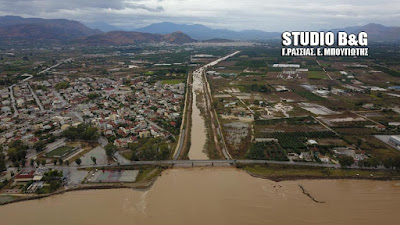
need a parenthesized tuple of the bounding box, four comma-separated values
(246, 142, 289, 161)
(63, 124, 99, 141)
(128, 138, 170, 161)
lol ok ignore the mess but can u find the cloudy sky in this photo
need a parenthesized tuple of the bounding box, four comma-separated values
(0, 0, 399, 31)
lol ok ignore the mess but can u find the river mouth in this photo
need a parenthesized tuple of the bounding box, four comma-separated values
(0, 167, 399, 225)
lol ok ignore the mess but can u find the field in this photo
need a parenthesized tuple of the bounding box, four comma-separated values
(45, 146, 74, 158)
(294, 90, 326, 101)
(246, 142, 288, 161)
(308, 71, 327, 79)
(242, 164, 398, 181)
(161, 79, 185, 84)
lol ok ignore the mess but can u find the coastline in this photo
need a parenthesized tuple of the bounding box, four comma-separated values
(245, 170, 400, 182)
(1, 165, 399, 207)
(0, 173, 159, 207)
(242, 164, 400, 182)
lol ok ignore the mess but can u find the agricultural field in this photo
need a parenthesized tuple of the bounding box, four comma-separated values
(161, 79, 185, 85)
(246, 141, 288, 161)
(204, 46, 400, 165)
(308, 71, 327, 79)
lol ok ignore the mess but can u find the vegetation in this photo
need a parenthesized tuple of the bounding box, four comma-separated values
(372, 65, 400, 77)
(37, 170, 63, 194)
(294, 90, 326, 101)
(7, 140, 28, 167)
(105, 143, 117, 158)
(161, 79, 184, 85)
(255, 131, 337, 153)
(246, 142, 288, 161)
(75, 158, 82, 166)
(87, 93, 100, 100)
(54, 82, 70, 90)
(308, 71, 327, 79)
(63, 124, 98, 141)
(338, 155, 355, 168)
(242, 164, 399, 180)
(0, 152, 6, 172)
(128, 137, 170, 161)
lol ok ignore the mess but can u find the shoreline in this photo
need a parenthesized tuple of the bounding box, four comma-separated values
(0, 176, 158, 207)
(245, 171, 400, 182)
(1, 166, 399, 207)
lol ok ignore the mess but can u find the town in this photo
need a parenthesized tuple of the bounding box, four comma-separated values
(0, 41, 400, 204)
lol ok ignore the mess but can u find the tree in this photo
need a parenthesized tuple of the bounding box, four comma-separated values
(338, 155, 354, 168)
(7, 148, 17, 163)
(105, 143, 117, 158)
(356, 138, 362, 149)
(53, 159, 57, 166)
(41, 159, 46, 166)
(49, 180, 60, 192)
(36, 159, 40, 167)
(65, 160, 70, 167)
(75, 158, 82, 166)
(0, 152, 6, 172)
(21, 158, 26, 167)
(91, 157, 97, 165)
(30, 159, 35, 167)
(34, 141, 46, 152)
(58, 158, 63, 166)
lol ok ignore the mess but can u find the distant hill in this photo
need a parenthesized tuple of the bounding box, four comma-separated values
(136, 22, 280, 41)
(330, 23, 400, 42)
(202, 38, 234, 43)
(0, 15, 102, 42)
(78, 31, 196, 45)
(85, 21, 121, 32)
(1, 15, 399, 44)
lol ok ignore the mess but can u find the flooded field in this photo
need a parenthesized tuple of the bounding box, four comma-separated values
(0, 168, 399, 225)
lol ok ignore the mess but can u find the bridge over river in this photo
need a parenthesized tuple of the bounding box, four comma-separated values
(77, 159, 343, 169)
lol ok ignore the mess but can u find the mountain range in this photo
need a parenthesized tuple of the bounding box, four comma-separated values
(78, 31, 196, 45)
(0, 16, 399, 45)
(135, 22, 280, 40)
(0, 16, 102, 41)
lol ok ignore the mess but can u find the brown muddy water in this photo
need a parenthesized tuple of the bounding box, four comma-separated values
(188, 68, 208, 160)
(0, 168, 399, 225)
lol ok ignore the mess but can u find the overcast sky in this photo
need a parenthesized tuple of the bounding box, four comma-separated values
(0, 0, 399, 31)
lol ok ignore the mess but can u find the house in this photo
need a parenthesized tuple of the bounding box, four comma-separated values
(316, 153, 330, 163)
(299, 151, 313, 161)
(307, 139, 318, 145)
(14, 170, 35, 184)
(139, 130, 150, 138)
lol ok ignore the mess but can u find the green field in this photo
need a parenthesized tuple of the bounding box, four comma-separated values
(144, 71, 155, 75)
(242, 164, 397, 180)
(161, 79, 184, 85)
(294, 90, 326, 101)
(308, 71, 327, 79)
(45, 146, 74, 158)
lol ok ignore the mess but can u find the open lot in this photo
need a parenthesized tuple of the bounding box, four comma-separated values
(87, 170, 139, 183)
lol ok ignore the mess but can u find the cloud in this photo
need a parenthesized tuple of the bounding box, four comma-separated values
(0, 0, 398, 31)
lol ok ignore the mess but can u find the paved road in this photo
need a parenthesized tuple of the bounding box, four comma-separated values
(76, 159, 342, 169)
(27, 83, 44, 111)
(8, 85, 18, 117)
(316, 60, 333, 80)
(173, 128, 185, 160)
